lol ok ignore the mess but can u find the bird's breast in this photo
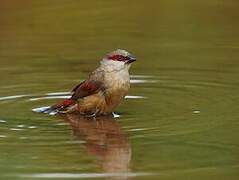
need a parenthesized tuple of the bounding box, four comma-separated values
(105, 86, 129, 104)
(104, 69, 130, 88)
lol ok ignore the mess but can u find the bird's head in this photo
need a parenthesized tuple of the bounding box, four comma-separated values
(101, 49, 136, 70)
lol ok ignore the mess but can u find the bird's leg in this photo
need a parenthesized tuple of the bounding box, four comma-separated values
(85, 109, 99, 118)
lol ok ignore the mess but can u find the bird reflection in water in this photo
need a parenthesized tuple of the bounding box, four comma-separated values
(62, 113, 131, 179)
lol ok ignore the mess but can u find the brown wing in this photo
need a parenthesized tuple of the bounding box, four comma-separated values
(71, 67, 105, 100)
(42, 69, 105, 114)
(71, 80, 105, 100)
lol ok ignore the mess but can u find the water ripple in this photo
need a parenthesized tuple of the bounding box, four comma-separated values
(29, 96, 71, 101)
(10, 128, 25, 131)
(0, 95, 29, 101)
(0, 119, 7, 123)
(130, 79, 158, 83)
(19, 172, 155, 178)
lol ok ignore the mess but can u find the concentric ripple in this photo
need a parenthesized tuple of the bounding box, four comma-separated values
(0, 72, 238, 179)
(0, 75, 153, 116)
(18, 172, 155, 179)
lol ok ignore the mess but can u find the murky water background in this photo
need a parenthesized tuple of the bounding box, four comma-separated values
(0, 0, 239, 179)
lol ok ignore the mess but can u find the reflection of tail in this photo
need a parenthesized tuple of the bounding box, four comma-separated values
(33, 99, 76, 115)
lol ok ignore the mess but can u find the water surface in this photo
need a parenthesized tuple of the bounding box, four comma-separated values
(0, 0, 239, 179)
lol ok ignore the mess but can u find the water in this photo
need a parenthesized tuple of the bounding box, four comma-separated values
(0, 0, 239, 179)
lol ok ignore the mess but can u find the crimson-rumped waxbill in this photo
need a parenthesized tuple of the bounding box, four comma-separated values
(42, 49, 136, 116)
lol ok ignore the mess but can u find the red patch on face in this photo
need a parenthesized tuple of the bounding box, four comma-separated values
(108, 55, 128, 61)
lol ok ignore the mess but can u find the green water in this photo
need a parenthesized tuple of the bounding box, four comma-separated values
(0, 0, 239, 179)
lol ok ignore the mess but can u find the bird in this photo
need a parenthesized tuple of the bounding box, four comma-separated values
(42, 49, 136, 116)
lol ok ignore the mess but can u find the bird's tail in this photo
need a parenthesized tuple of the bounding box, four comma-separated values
(33, 99, 77, 115)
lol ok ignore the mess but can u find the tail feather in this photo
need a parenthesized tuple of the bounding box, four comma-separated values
(50, 99, 76, 111)
(33, 99, 77, 115)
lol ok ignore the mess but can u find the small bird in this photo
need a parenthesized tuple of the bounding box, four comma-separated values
(43, 49, 136, 116)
